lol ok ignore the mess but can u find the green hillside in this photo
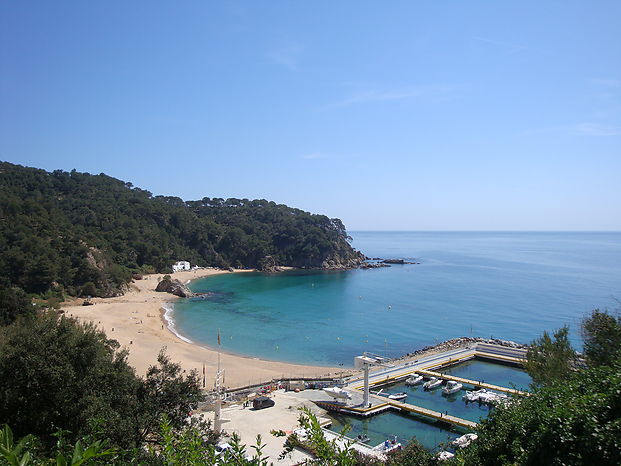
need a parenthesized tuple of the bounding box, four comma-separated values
(0, 162, 363, 300)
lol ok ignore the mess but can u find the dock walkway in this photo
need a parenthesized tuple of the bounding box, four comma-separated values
(416, 369, 527, 396)
(385, 398, 477, 429)
(315, 395, 476, 429)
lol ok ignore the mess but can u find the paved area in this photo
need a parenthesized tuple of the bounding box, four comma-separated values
(200, 390, 329, 465)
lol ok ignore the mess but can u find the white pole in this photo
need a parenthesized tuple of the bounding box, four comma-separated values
(363, 364, 370, 407)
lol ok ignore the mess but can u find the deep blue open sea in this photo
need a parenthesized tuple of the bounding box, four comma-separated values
(171, 232, 621, 367)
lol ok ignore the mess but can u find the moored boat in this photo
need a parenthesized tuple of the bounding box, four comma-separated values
(442, 380, 463, 396)
(373, 437, 402, 453)
(436, 451, 455, 461)
(388, 392, 408, 401)
(423, 376, 442, 390)
(463, 388, 486, 402)
(452, 433, 478, 448)
(405, 374, 424, 386)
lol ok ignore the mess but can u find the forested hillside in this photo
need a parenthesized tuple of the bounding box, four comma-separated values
(0, 162, 363, 301)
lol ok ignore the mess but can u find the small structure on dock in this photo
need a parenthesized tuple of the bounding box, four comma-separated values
(354, 352, 393, 408)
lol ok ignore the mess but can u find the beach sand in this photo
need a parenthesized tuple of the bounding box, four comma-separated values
(64, 269, 339, 388)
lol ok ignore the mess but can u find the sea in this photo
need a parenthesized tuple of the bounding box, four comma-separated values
(169, 231, 621, 367)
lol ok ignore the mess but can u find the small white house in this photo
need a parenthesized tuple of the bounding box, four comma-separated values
(172, 261, 191, 272)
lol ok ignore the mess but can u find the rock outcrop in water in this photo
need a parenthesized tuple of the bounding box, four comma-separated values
(155, 275, 194, 298)
(257, 255, 283, 273)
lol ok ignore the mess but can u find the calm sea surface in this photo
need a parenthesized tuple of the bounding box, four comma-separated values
(172, 232, 621, 366)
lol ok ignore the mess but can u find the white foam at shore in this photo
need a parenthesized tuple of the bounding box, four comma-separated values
(162, 303, 194, 344)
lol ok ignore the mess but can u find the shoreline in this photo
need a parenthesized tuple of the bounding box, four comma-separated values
(64, 268, 341, 388)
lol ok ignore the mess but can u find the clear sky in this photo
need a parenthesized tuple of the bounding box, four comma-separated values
(1, 1, 620, 231)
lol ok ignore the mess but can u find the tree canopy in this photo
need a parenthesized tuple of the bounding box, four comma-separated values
(582, 308, 621, 368)
(0, 313, 204, 452)
(524, 325, 577, 386)
(459, 355, 621, 465)
(0, 162, 362, 302)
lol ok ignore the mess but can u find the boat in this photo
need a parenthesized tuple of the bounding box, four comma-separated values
(423, 377, 442, 390)
(373, 437, 402, 454)
(452, 433, 478, 448)
(322, 387, 352, 400)
(436, 451, 455, 461)
(387, 392, 407, 401)
(463, 388, 486, 402)
(477, 391, 503, 405)
(405, 375, 424, 386)
(356, 434, 371, 443)
(478, 391, 509, 406)
(442, 380, 463, 396)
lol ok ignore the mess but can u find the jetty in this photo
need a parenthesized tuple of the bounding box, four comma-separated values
(348, 342, 526, 390)
(313, 342, 529, 429)
(416, 369, 527, 396)
(315, 396, 476, 429)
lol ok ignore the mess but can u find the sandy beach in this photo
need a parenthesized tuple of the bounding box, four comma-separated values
(64, 269, 339, 388)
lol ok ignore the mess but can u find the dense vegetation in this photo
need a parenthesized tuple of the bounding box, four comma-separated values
(0, 161, 362, 305)
(1, 309, 620, 464)
(0, 313, 209, 454)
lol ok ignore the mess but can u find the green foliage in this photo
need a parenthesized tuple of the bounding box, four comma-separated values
(138, 350, 206, 440)
(0, 162, 360, 300)
(51, 429, 116, 466)
(0, 313, 204, 453)
(386, 439, 436, 465)
(0, 284, 33, 326)
(524, 326, 577, 385)
(275, 407, 359, 465)
(582, 308, 621, 368)
(0, 425, 34, 466)
(147, 415, 217, 465)
(458, 356, 621, 465)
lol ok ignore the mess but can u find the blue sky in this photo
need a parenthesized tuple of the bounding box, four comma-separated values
(1, 1, 620, 230)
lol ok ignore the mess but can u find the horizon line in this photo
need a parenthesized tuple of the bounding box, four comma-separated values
(348, 229, 621, 233)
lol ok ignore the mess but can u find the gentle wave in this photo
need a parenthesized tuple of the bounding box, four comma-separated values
(162, 303, 194, 344)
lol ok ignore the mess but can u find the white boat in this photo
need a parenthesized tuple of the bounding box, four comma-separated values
(356, 434, 371, 444)
(387, 392, 407, 401)
(423, 377, 442, 390)
(442, 380, 463, 396)
(373, 437, 402, 454)
(478, 391, 502, 405)
(452, 433, 478, 448)
(436, 451, 455, 461)
(322, 387, 352, 400)
(474, 390, 508, 405)
(463, 388, 486, 402)
(405, 375, 424, 386)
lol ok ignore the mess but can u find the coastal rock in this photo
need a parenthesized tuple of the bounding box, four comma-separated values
(258, 255, 283, 273)
(395, 336, 529, 362)
(382, 258, 418, 265)
(321, 250, 366, 270)
(360, 262, 391, 269)
(155, 275, 194, 298)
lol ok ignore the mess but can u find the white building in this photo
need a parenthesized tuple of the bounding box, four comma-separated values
(172, 261, 191, 272)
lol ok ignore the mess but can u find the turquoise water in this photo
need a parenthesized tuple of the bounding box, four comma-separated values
(327, 359, 530, 448)
(377, 360, 530, 423)
(381, 381, 491, 424)
(173, 232, 621, 366)
(328, 411, 461, 451)
(443, 359, 531, 391)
